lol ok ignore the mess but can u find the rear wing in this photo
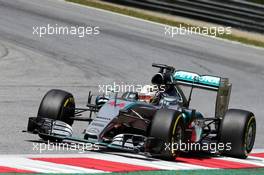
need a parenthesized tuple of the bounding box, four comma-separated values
(173, 71, 220, 91)
(173, 70, 232, 118)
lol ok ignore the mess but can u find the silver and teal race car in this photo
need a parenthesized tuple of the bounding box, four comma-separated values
(25, 63, 256, 160)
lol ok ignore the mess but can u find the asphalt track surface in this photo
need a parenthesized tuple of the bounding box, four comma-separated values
(0, 0, 263, 154)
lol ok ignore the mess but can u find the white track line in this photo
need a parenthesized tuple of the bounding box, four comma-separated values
(248, 155, 264, 163)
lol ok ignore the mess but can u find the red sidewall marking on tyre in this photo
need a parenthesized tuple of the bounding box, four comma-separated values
(32, 157, 159, 172)
(176, 157, 261, 169)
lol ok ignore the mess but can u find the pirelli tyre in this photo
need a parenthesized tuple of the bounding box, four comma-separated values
(37, 89, 75, 126)
(220, 109, 256, 158)
(149, 109, 185, 160)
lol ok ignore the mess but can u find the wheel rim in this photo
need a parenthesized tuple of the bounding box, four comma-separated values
(61, 97, 75, 124)
(245, 117, 256, 152)
(171, 123, 183, 154)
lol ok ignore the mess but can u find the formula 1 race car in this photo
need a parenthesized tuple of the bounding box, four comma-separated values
(25, 63, 256, 160)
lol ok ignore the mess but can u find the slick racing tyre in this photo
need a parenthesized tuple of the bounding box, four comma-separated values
(220, 109, 256, 158)
(37, 89, 75, 126)
(149, 109, 185, 160)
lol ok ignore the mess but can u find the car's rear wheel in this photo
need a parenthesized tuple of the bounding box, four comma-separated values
(220, 109, 256, 158)
(37, 89, 75, 126)
(149, 109, 185, 160)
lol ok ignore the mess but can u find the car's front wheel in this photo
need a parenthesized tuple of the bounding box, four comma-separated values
(149, 109, 185, 160)
(37, 89, 75, 126)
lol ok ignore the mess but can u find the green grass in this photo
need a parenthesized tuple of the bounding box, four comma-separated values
(161, 0, 264, 5)
(102, 169, 264, 175)
(247, 0, 264, 5)
(4, 168, 264, 175)
(66, 0, 264, 48)
(85, 168, 264, 175)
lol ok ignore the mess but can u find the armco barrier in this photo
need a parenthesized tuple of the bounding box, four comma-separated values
(103, 0, 264, 33)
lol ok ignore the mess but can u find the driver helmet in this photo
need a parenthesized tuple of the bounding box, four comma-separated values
(138, 85, 158, 103)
